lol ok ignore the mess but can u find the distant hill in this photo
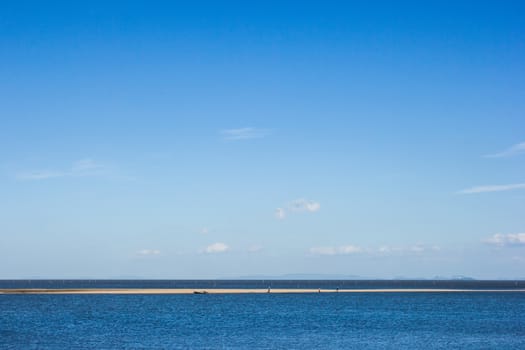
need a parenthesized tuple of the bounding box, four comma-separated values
(235, 274, 366, 280)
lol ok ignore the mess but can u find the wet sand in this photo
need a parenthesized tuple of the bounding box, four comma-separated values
(1, 288, 524, 294)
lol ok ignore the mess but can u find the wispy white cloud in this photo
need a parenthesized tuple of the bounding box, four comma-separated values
(221, 127, 269, 140)
(275, 199, 320, 220)
(309, 245, 362, 256)
(203, 242, 229, 253)
(310, 244, 440, 256)
(137, 249, 161, 256)
(71, 159, 103, 172)
(275, 208, 286, 220)
(17, 170, 66, 180)
(458, 183, 525, 194)
(483, 233, 525, 247)
(289, 199, 321, 213)
(338, 245, 363, 254)
(376, 244, 440, 254)
(378, 245, 392, 253)
(16, 158, 107, 180)
(485, 142, 525, 158)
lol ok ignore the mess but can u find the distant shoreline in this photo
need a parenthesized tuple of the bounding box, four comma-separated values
(2, 288, 525, 295)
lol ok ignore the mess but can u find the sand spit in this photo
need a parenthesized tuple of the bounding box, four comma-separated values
(1, 288, 525, 295)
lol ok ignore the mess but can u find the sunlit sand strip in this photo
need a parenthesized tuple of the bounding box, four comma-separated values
(1, 288, 525, 294)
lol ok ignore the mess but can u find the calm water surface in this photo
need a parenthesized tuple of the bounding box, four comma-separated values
(1, 292, 524, 349)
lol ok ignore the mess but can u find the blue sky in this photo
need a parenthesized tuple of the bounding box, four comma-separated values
(1, 1, 524, 279)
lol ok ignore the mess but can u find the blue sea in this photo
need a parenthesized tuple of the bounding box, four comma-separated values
(1, 280, 524, 349)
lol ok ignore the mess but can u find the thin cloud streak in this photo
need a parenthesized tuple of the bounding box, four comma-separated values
(483, 233, 525, 247)
(289, 199, 321, 213)
(310, 244, 440, 256)
(275, 199, 320, 220)
(16, 159, 106, 180)
(309, 245, 362, 256)
(221, 127, 269, 140)
(458, 183, 525, 194)
(485, 142, 525, 158)
(17, 170, 66, 180)
(137, 249, 161, 256)
(275, 208, 286, 220)
(203, 242, 229, 253)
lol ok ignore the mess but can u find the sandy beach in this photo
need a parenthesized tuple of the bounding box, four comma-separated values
(1, 288, 524, 294)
